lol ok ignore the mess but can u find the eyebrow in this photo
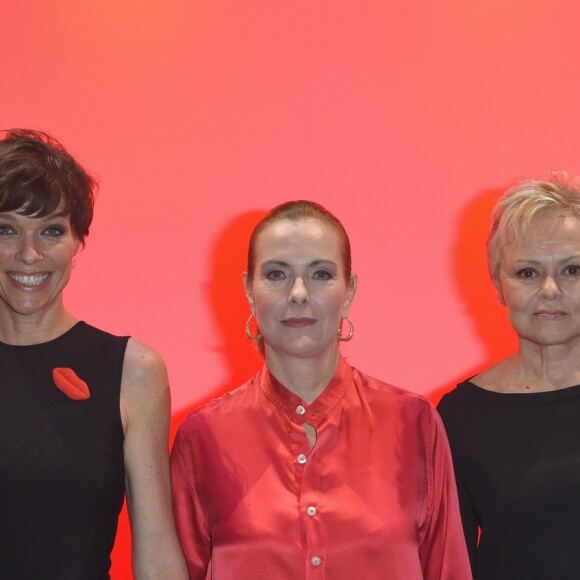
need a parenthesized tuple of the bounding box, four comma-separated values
(512, 255, 580, 265)
(261, 259, 337, 268)
(309, 259, 337, 268)
(0, 212, 68, 222)
(261, 260, 290, 268)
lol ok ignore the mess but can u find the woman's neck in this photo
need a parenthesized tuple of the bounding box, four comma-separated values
(0, 305, 78, 346)
(265, 346, 341, 404)
(480, 340, 580, 393)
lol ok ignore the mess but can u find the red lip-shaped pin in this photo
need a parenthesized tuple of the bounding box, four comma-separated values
(52, 367, 91, 400)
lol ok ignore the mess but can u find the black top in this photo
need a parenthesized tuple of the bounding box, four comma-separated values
(438, 380, 580, 580)
(0, 322, 128, 580)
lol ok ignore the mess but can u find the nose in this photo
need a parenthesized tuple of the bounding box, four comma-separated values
(16, 235, 43, 264)
(288, 277, 310, 304)
(540, 275, 562, 300)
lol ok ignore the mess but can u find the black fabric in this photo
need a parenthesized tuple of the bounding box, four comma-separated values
(0, 322, 128, 580)
(438, 380, 580, 580)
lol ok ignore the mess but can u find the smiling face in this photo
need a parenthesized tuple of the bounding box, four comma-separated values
(497, 212, 580, 350)
(244, 217, 357, 364)
(0, 208, 80, 321)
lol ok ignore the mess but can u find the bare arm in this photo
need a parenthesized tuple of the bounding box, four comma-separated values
(121, 338, 189, 580)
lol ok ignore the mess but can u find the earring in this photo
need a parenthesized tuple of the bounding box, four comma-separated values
(245, 314, 263, 341)
(338, 316, 354, 342)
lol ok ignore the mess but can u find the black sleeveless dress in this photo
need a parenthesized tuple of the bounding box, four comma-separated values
(0, 322, 128, 579)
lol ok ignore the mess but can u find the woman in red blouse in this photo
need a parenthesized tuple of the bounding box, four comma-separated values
(171, 200, 471, 579)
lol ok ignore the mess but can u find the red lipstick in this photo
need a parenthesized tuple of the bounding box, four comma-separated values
(282, 317, 316, 327)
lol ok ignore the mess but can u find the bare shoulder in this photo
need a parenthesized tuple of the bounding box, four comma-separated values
(122, 338, 168, 390)
(120, 340, 189, 578)
(120, 338, 169, 431)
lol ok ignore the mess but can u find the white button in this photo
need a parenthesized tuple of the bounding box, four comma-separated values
(306, 506, 317, 516)
(297, 454, 307, 464)
(311, 556, 322, 567)
(296, 405, 306, 415)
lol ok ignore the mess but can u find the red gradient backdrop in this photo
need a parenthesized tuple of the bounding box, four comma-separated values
(2, 1, 580, 577)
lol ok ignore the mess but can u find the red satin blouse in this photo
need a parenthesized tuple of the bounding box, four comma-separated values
(171, 359, 471, 579)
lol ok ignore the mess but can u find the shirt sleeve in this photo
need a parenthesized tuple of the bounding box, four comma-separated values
(170, 424, 211, 580)
(437, 394, 479, 571)
(418, 406, 473, 580)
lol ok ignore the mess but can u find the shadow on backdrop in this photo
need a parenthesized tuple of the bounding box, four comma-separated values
(170, 209, 267, 435)
(111, 210, 267, 578)
(428, 187, 518, 406)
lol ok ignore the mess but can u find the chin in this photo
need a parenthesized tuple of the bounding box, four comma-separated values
(286, 340, 339, 360)
(521, 333, 579, 347)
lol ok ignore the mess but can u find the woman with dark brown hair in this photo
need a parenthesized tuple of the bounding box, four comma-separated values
(0, 129, 187, 579)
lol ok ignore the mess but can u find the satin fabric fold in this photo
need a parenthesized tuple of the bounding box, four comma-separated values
(172, 359, 471, 579)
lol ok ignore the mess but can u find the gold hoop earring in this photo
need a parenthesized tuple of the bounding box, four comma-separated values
(338, 316, 354, 342)
(245, 314, 263, 341)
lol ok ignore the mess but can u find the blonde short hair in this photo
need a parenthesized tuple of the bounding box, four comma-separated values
(488, 173, 580, 283)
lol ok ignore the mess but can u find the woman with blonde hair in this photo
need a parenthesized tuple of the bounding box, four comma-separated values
(439, 174, 580, 579)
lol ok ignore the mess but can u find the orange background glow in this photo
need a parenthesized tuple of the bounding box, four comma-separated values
(3, 1, 580, 577)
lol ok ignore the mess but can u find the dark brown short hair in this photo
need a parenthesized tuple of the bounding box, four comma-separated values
(0, 129, 96, 244)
